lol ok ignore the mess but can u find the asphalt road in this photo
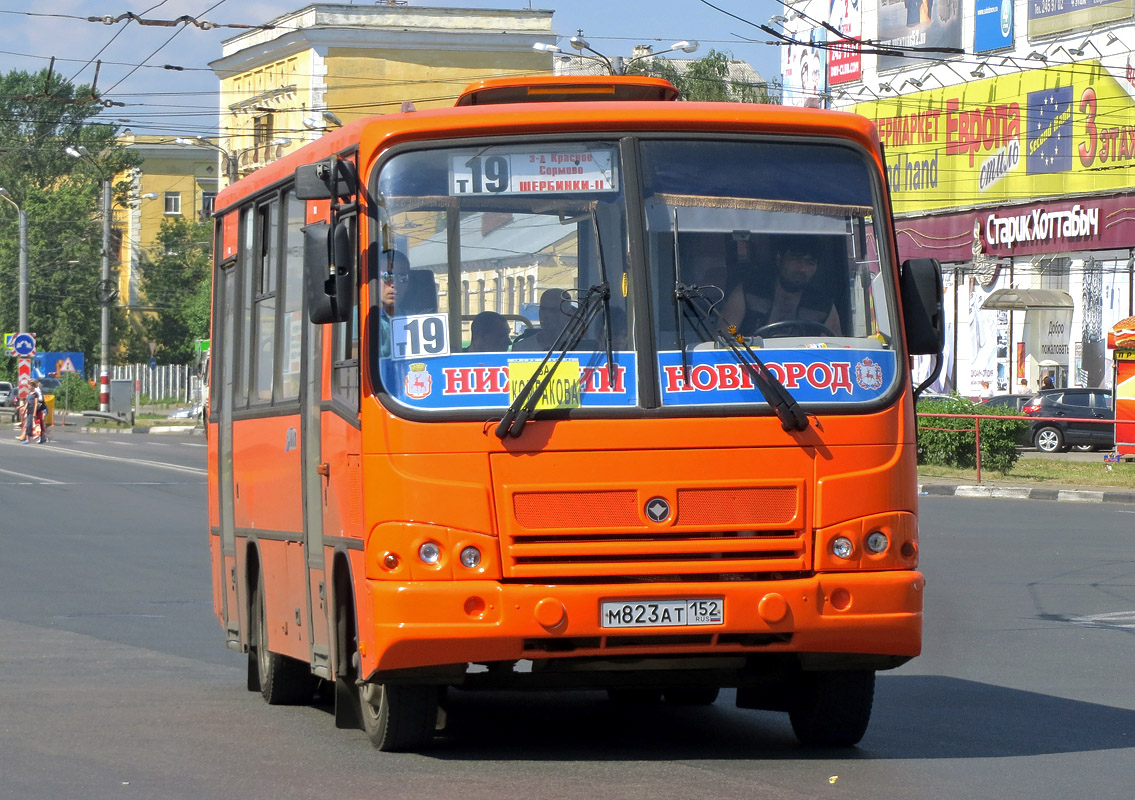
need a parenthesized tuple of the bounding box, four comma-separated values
(2, 429, 1135, 799)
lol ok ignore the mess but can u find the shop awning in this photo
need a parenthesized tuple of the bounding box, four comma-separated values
(980, 288, 1074, 310)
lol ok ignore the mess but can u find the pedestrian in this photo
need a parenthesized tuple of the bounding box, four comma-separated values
(32, 380, 47, 443)
(19, 381, 39, 444)
(1041, 373, 1055, 390)
(15, 393, 28, 442)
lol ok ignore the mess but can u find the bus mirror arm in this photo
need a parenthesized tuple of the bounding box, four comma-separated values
(900, 258, 944, 356)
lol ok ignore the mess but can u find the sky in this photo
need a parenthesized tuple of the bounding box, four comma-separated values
(0, 0, 782, 138)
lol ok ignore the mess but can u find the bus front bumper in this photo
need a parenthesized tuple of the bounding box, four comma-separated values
(360, 570, 923, 679)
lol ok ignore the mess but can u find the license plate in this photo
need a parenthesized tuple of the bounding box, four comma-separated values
(600, 598, 724, 629)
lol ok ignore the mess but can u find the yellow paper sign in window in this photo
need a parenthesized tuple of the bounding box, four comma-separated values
(508, 359, 582, 410)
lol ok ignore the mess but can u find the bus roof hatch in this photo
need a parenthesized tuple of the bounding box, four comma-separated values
(455, 75, 680, 106)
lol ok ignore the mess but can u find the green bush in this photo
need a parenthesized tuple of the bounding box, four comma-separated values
(916, 395, 1029, 473)
(50, 373, 99, 411)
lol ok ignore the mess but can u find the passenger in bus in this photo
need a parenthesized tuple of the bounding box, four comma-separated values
(512, 288, 573, 351)
(466, 311, 512, 352)
(379, 251, 410, 356)
(722, 237, 841, 337)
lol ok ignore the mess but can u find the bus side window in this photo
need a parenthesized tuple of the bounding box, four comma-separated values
(331, 215, 359, 413)
(252, 199, 280, 404)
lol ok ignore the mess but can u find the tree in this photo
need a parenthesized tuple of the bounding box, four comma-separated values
(627, 49, 777, 104)
(134, 216, 212, 364)
(0, 67, 140, 371)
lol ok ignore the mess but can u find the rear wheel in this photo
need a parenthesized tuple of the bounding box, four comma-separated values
(249, 570, 314, 705)
(359, 682, 439, 752)
(663, 687, 720, 705)
(1034, 426, 1065, 453)
(788, 670, 875, 747)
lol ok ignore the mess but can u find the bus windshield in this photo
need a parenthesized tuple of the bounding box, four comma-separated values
(374, 137, 899, 414)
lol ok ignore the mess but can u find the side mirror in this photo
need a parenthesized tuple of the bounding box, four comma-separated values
(295, 157, 357, 200)
(900, 257, 944, 355)
(303, 220, 354, 324)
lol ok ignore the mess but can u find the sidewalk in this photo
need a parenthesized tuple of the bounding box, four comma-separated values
(918, 474, 1135, 505)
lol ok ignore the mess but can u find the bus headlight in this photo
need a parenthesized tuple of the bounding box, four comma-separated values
(418, 541, 442, 565)
(865, 531, 889, 554)
(459, 546, 481, 569)
(831, 537, 854, 559)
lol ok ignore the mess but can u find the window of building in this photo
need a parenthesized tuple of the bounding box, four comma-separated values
(201, 192, 216, 220)
(164, 192, 182, 215)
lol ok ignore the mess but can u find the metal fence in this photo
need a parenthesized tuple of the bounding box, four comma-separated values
(110, 363, 203, 404)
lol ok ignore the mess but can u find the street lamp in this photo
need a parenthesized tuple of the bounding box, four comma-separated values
(65, 144, 114, 412)
(534, 36, 699, 75)
(0, 188, 28, 335)
(175, 136, 292, 185)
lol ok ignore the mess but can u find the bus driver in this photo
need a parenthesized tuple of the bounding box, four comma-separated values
(722, 237, 840, 337)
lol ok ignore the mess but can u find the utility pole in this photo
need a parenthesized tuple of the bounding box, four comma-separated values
(16, 206, 26, 334)
(0, 188, 28, 332)
(100, 177, 111, 412)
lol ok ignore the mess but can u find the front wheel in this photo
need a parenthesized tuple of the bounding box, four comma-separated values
(1034, 425, 1065, 453)
(359, 682, 439, 752)
(788, 670, 875, 747)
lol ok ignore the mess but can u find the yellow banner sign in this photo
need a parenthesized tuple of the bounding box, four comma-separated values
(852, 60, 1135, 215)
(507, 359, 582, 410)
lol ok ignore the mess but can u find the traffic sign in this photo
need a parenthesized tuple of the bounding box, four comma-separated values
(12, 332, 35, 357)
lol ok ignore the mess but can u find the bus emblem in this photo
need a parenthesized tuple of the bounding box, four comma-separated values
(645, 497, 671, 523)
(405, 362, 433, 399)
(854, 357, 883, 391)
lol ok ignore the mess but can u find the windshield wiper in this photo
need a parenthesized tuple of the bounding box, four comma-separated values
(495, 283, 609, 439)
(674, 283, 809, 433)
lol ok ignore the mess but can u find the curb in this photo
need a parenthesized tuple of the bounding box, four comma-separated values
(918, 482, 1135, 504)
(79, 425, 203, 436)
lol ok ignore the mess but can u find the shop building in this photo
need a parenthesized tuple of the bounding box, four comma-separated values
(779, 0, 1135, 394)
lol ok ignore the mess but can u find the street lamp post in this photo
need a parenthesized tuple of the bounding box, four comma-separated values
(534, 37, 699, 75)
(0, 188, 28, 335)
(175, 137, 292, 186)
(65, 145, 113, 412)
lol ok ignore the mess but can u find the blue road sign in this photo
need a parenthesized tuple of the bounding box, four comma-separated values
(12, 333, 35, 357)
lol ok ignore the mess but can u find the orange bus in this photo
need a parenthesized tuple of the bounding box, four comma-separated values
(207, 74, 943, 752)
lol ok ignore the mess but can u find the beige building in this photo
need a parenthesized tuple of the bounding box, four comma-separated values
(116, 132, 220, 315)
(208, 4, 556, 183)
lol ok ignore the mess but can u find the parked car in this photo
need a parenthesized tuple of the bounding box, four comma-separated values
(979, 393, 1031, 412)
(0, 381, 12, 407)
(1023, 388, 1114, 452)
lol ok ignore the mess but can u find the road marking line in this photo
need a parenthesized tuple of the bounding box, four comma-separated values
(0, 438, 205, 475)
(0, 465, 62, 484)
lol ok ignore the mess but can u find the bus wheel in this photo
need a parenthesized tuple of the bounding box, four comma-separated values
(663, 687, 720, 705)
(250, 570, 314, 705)
(359, 682, 439, 752)
(606, 687, 663, 705)
(788, 670, 874, 747)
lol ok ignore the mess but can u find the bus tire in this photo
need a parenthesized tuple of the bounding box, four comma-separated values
(359, 682, 439, 752)
(663, 687, 720, 705)
(250, 570, 314, 705)
(788, 670, 874, 747)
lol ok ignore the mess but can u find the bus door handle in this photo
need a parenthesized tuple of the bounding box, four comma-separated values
(316, 462, 330, 477)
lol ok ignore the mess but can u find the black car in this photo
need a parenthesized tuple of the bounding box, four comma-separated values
(1023, 388, 1114, 452)
(979, 393, 1031, 412)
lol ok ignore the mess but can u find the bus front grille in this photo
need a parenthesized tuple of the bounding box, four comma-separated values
(502, 485, 807, 579)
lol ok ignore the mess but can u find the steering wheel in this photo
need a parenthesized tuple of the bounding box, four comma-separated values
(753, 319, 835, 339)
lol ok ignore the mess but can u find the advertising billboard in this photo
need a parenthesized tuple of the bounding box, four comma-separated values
(828, 0, 863, 85)
(1027, 0, 1133, 37)
(877, 0, 964, 71)
(781, 28, 828, 107)
(851, 60, 1135, 215)
(974, 0, 1014, 51)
